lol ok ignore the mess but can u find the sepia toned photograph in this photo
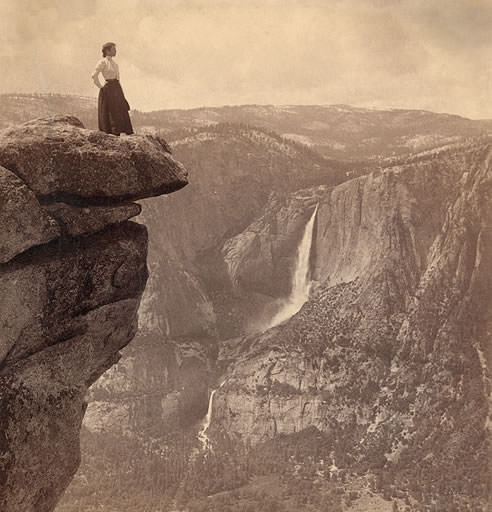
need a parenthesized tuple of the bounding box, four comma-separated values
(0, 1, 490, 511)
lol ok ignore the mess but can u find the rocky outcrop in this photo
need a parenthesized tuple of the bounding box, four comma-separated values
(0, 116, 187, 512)
(212, 141, 491, 508)
(0, 116, 187, 203)
(221, 189, 323, 298)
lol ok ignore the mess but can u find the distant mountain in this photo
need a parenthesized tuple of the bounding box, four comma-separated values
(0, 93, 98, 130)
(134, 103, 492, 160)
(2, 93, 492, 161)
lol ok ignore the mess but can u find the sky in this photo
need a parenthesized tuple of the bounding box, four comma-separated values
(1, 0, 491, 118)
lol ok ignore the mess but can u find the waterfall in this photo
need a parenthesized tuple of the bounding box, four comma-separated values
(268, 205, 318, 328)
(198, 381, 225, 451)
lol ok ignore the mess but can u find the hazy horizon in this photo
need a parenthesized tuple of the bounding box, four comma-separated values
(4, 91, 492, 122)
(2, 0, 491, 119)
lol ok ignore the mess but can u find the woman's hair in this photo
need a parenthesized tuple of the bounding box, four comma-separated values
(102, 42, 116, 57)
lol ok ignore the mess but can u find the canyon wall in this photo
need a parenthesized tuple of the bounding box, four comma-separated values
(54, 122, 491, 510)
(212, 141, 491, 508)
(73, 125, 345, 445)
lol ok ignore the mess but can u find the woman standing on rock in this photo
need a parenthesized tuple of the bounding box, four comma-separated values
(92, 42, 134, 135)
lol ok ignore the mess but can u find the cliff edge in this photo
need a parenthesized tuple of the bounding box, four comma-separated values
(0, 116, 187, 512)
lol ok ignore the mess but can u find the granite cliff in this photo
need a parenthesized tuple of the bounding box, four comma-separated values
(0, 115, 187, 512)
(78, 124, 346, 437)
(55, 122, 491, 510)
(207, 141, 491, 510)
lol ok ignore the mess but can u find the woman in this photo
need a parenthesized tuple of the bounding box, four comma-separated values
(92, 42, 134, 135)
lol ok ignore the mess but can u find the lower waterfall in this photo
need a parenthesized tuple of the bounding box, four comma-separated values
(198, 381, 225, 451)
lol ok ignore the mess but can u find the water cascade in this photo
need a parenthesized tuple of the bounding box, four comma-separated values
(198, 381, 226, 451)
(268, 205, 318, 328)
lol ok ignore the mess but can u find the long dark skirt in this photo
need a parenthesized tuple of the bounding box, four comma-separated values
(98, 79, 134, 135)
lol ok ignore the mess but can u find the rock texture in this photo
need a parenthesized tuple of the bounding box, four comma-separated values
(0, 165, 60, 263)
(212, 141, 491, 509)
(0, 116, 187, 512)
(221, 189, 323, 298)
(43, 201, 141, 237)
(0, 115, 187, 203)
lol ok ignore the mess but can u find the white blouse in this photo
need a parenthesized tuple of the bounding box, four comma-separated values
(91, 56, 120, 87)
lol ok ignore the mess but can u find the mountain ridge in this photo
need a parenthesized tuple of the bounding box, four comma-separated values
(2, 93, 492, 161)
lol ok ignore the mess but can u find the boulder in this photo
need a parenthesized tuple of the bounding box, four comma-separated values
(0, 165, 59, 263)
(0, 115, 188, 204)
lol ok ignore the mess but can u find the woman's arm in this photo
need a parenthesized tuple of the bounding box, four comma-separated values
(91, 60, 105, 88)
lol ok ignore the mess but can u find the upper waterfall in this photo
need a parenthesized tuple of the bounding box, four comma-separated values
(268, 204, 318, 328)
